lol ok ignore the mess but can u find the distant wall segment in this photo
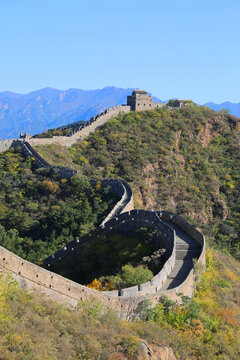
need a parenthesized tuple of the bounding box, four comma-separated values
(26, 105, 131, 148)
(0, 105, 131, 150)
(0, 98, 163, 149)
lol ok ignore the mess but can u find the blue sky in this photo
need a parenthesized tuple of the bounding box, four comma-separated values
(0, 0, 239, 103)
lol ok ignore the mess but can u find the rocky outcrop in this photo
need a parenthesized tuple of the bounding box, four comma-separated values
(138, 341, 177, 360)
(109, 342, 176, 360)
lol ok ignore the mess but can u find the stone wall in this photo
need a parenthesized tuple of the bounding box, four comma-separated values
(0, 209, 176, 314)
(0, 105, 131, 151)
(0, 101, 163, 152)
(99, 210, 176, 298)
(0, 98, 163, 152)
(153, 211, 206, 302)
(0, 245, 123, 310)
(0, 139, 15, 152)
(92, 179, 134, 227)
(27, 105, 131, 148)
(12, 140, 78, 178)
(159, 211, 206, 268)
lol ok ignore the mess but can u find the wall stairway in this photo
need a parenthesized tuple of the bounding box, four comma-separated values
(160, 220, 201, 291)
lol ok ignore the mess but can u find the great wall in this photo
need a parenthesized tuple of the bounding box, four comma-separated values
(0, 90, 205, 319)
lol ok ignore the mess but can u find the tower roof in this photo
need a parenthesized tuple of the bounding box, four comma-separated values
(132, 89, 147, 95)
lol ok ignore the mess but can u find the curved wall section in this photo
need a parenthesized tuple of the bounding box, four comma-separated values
(44, 210, 176, 289)
(0, 209, 205, 317)
(42, 209, 205, 303)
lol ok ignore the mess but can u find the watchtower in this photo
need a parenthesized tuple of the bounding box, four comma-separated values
(127, 90, 164, 111)
(19, 132, 31, 139)
(172, 99, 190, 108)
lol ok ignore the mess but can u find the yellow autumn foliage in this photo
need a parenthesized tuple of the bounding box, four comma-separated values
(87, 278, 102, 291)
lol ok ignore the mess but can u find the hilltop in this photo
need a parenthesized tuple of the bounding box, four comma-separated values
(36, 105, 240, 260)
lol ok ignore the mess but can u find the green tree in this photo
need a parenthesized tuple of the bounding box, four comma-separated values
(112, 264, 153, 289)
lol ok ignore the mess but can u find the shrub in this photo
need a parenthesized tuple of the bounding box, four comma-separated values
(112, 265, 153, 289)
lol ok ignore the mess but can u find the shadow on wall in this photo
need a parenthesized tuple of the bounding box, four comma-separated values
(43, 210, 174, 286)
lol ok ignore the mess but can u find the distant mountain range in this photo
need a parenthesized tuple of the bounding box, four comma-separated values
(0, 86, 239, 139)
(204, 102, 240, 117)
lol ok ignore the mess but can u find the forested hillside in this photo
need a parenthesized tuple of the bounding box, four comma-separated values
(0, 150, 118, 263)
(36, 105, 240, 260)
